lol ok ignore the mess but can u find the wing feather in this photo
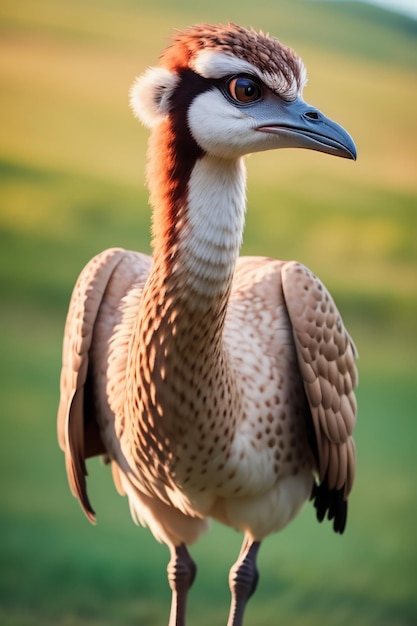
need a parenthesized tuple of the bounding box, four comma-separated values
(281, 261, 358, 533)
(57, 247, 150, 522)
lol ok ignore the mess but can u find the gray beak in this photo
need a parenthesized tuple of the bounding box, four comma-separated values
(257, 98, 357, 160)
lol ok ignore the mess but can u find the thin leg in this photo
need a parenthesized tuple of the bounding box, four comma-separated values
(167, 543, 196, 626)
(227, 537, 261, 626)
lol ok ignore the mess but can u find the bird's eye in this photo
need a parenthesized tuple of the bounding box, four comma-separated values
(227, 77, 262, 104)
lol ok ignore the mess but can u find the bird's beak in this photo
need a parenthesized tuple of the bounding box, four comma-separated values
(257, 98, 357, 160)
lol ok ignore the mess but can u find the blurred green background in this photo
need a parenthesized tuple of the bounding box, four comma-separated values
(1, 0, 416, 624)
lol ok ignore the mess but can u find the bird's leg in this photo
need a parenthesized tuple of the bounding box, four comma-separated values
(167, 543, 196, 626)
(227, 537, 261, 626)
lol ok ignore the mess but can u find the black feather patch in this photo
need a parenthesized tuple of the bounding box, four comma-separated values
(310, 480, 347, 534)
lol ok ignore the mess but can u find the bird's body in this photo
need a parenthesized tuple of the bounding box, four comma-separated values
(58, 23, 358, 626)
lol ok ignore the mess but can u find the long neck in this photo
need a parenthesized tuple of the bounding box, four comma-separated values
(144, 117, 247, 326)
(133, 124, 246, 445)
(161, 154, 246, 312)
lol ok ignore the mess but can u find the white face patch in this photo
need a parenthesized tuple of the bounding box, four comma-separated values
(187, 88, 259, 159)
(192, 50, 307, 102)
(187, 87, 295, 159)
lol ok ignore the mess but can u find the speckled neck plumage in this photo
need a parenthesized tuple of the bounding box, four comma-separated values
(132, 123, 247, 454)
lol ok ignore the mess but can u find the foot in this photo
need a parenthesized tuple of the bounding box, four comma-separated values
(167, 544, 196, 626)
(227, 538, 261, 626)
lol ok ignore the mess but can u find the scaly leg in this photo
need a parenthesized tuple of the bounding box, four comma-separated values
(227, 537, 261, 626)
(167, 543, 196, 626)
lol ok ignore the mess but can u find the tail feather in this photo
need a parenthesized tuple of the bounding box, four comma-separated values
(310, 479, 347, 534)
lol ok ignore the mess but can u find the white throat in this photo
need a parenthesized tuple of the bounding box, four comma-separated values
(177, 155, 247, 308)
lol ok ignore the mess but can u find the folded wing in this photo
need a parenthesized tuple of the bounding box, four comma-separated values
(282, 261, 358, 533)
(57, 247, 151, 522)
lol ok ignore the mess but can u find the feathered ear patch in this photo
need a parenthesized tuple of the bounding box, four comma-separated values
(129, 67, 179, 128)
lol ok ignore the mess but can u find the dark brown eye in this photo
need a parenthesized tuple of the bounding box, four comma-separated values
(228, 77, 262, 103)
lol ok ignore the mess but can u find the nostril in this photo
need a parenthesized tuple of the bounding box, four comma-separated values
(304, 110, 320, 120)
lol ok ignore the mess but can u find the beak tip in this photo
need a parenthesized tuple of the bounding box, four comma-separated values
(346, 137, 357, 161)
(336, 135, 356, 161)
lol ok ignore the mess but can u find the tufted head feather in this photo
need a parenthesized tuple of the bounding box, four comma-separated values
(130, 23, 307, 128)
(160, 23, 307, 101)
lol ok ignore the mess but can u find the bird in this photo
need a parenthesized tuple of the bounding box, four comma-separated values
(57, 22, 358, 626)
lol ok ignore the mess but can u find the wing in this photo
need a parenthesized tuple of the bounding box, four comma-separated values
(57, 247, 151, 522)
(281, 262, 358, 534)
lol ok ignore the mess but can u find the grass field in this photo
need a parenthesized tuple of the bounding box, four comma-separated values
(1, 1, 416, 625)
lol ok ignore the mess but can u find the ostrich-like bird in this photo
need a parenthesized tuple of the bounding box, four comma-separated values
(57, 23, 358, 626)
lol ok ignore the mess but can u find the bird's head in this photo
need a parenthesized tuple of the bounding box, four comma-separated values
(130, 23, 356, 161)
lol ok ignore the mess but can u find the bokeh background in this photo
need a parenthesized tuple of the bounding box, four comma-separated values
(1, 1, 416, 624)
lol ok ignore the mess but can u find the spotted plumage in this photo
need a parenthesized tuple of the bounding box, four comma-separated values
(57, 23, 358, 626)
